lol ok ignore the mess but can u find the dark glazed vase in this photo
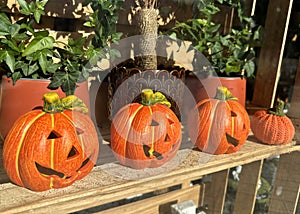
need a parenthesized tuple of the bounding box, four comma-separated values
(108, 67, 186, 121)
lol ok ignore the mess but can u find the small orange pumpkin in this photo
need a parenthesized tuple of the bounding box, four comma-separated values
(3, 93, 99, 191)
(188, 86, 250, 154)
(110, 89, 182, 169)
(251, 99, 295, 145)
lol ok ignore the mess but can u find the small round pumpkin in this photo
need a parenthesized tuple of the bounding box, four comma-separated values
(188, 86, 250, 154)
(251, 99, 295, 145)
(3, 93, 99, 192)
(110, 89, 182, 169)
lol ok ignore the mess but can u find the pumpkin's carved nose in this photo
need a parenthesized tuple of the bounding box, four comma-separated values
(47, 131, 62, 139)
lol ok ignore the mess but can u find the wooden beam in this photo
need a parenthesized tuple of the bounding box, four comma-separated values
(233, 160, 263, 214)
(98, 185, 201, 214)
(268, 151, 300, 213)
(252, 0, 294, 108)
(203, 169, 230, 214)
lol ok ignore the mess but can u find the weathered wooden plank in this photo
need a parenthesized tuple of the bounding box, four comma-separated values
(233, 160, 263, 214)
(203, 169, 229, 214)
(252, 0, 294, 108)
(268, 151, 300, 214)
(287, 56, 300, 118)
(0, 137, 299, 213)
(96, 185, 200, 214)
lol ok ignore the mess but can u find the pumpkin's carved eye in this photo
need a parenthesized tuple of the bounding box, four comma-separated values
(164, 134, 171, 142)
(151, 120, 159, 126)
(47, 131, 62, 139)
(226, 133, 239, 146)
(231, 111, 237, 117)
(168, 119, 175, 125)
(68, 146, 79, 158)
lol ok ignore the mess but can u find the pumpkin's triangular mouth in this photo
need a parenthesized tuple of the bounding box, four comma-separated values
(35, 162, 69, 179)
(78, 156, 91, 170)
(35, 154, 92, 179)
(226, 133, 239, 146)
(142, 144, 163, 160)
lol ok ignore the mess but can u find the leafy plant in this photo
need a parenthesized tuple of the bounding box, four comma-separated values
(164, 0, 262, 77)
(0, 0, 99, 95)
(83, 0, 124, 63)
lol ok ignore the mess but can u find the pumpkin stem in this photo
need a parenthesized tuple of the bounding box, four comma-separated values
(268, 99, 286, 116)
(214, 86, 238, 101)
(141, 89, 171, 107)
(43, 92, 88, 113)
(43, 92, 64, 113)
(61, 95, 88, 114)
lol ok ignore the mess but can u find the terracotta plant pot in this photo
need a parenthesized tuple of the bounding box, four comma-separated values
(184, 74, 247, 115)
(0, 76, 90, 140)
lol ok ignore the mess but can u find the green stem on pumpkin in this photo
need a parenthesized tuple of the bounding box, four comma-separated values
(214, 86, 238, 101)
(268, 99, 286, 116)
(43, 92, 88, 113)
(141, 89, 171, 108)
(61, 95, 88, 114)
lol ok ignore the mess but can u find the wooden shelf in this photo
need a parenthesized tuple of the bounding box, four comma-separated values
(0, 133, 299, 213)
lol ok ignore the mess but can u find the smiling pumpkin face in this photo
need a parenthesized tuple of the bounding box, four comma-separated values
(3, 93, 99, 192)
(110, 89, 182, 169)
(188, 87, 250, 154)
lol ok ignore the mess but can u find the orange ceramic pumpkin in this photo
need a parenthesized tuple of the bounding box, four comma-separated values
(3, 93, 99, 191)
(188, 86, 250, 154)
(251, 99, 295, 145)
(110, 89, 182, 169)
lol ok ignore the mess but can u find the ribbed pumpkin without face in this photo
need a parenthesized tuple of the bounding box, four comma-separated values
(110, 89, 182, 169)
(188, 86, 250, 154)
(3, 93, 99, 192)
(251, 99, 295, 145)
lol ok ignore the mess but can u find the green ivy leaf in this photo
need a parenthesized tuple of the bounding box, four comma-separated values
(11, 72, 22, 84)
(0, 50, 15, 72)
(46, 62, 60, 74)
(243, 61, 255, 77)
(1, 39, 20, 52)
(0, 13, 11, 25)
(48, 72, 64, 89)
(13, 32, 30, 41)
(33, 9, 45, 23)
(253, 26, 262, 41)
(18, 0, 31, 15)
(37, 51, 48, 74)
(36, 0, 48, 9)
(22, 63, 38, 76)
(80, 67, 91, 81)
(33, 30, 49, 37)
(0, 22, 11, 36)
(22, 36, 55, 57)
(49, 71, 79, 95)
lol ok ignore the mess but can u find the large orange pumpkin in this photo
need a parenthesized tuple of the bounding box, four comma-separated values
(251, 99, 295, 145)
(110, 89, 182, 169)
(3, 93, 99, 192)
(188, 86, 250, 154)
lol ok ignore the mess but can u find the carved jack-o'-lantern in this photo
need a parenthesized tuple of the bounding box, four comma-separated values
(110, 89, 182, 169)
(3, 93, 99, 191)
(188, 87, 250, 154)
